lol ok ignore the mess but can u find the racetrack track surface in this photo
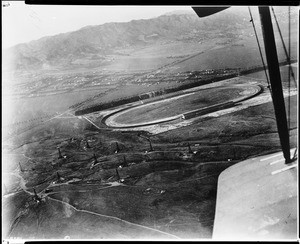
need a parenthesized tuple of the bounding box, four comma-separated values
(104, 84, 262, 128)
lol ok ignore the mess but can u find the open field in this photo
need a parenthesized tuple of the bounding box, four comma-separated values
(244, 63, 298, 86)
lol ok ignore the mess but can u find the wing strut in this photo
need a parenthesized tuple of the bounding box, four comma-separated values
(258, 7, 291, 163)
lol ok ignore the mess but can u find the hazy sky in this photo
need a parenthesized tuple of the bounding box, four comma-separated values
(2, 1, 191, 48)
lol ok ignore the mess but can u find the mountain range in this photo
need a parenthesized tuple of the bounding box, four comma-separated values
(3, 7, 296, 72)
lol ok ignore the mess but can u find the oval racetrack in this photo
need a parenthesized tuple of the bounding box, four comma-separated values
(104, 84, 262, 128)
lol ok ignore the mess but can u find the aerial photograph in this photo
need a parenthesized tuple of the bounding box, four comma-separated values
(2, 2, 298, 241)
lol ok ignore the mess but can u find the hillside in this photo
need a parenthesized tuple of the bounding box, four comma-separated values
(3, 8, 249, 71)
(3, 7, 297, 73)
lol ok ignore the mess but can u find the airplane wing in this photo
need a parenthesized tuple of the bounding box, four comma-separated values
(192, 7, 230, 18)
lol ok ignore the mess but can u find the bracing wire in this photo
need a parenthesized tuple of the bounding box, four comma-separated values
(288, 6, 291, 138)
(271, 6, 297, 88)
(248, 7, 271, 92)
(272, 6, 297, 159)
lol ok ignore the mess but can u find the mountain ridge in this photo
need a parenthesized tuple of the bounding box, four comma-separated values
(3, 7, 296, 72)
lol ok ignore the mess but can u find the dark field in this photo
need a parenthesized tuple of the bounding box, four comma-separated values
(244, 64, 298, 86)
